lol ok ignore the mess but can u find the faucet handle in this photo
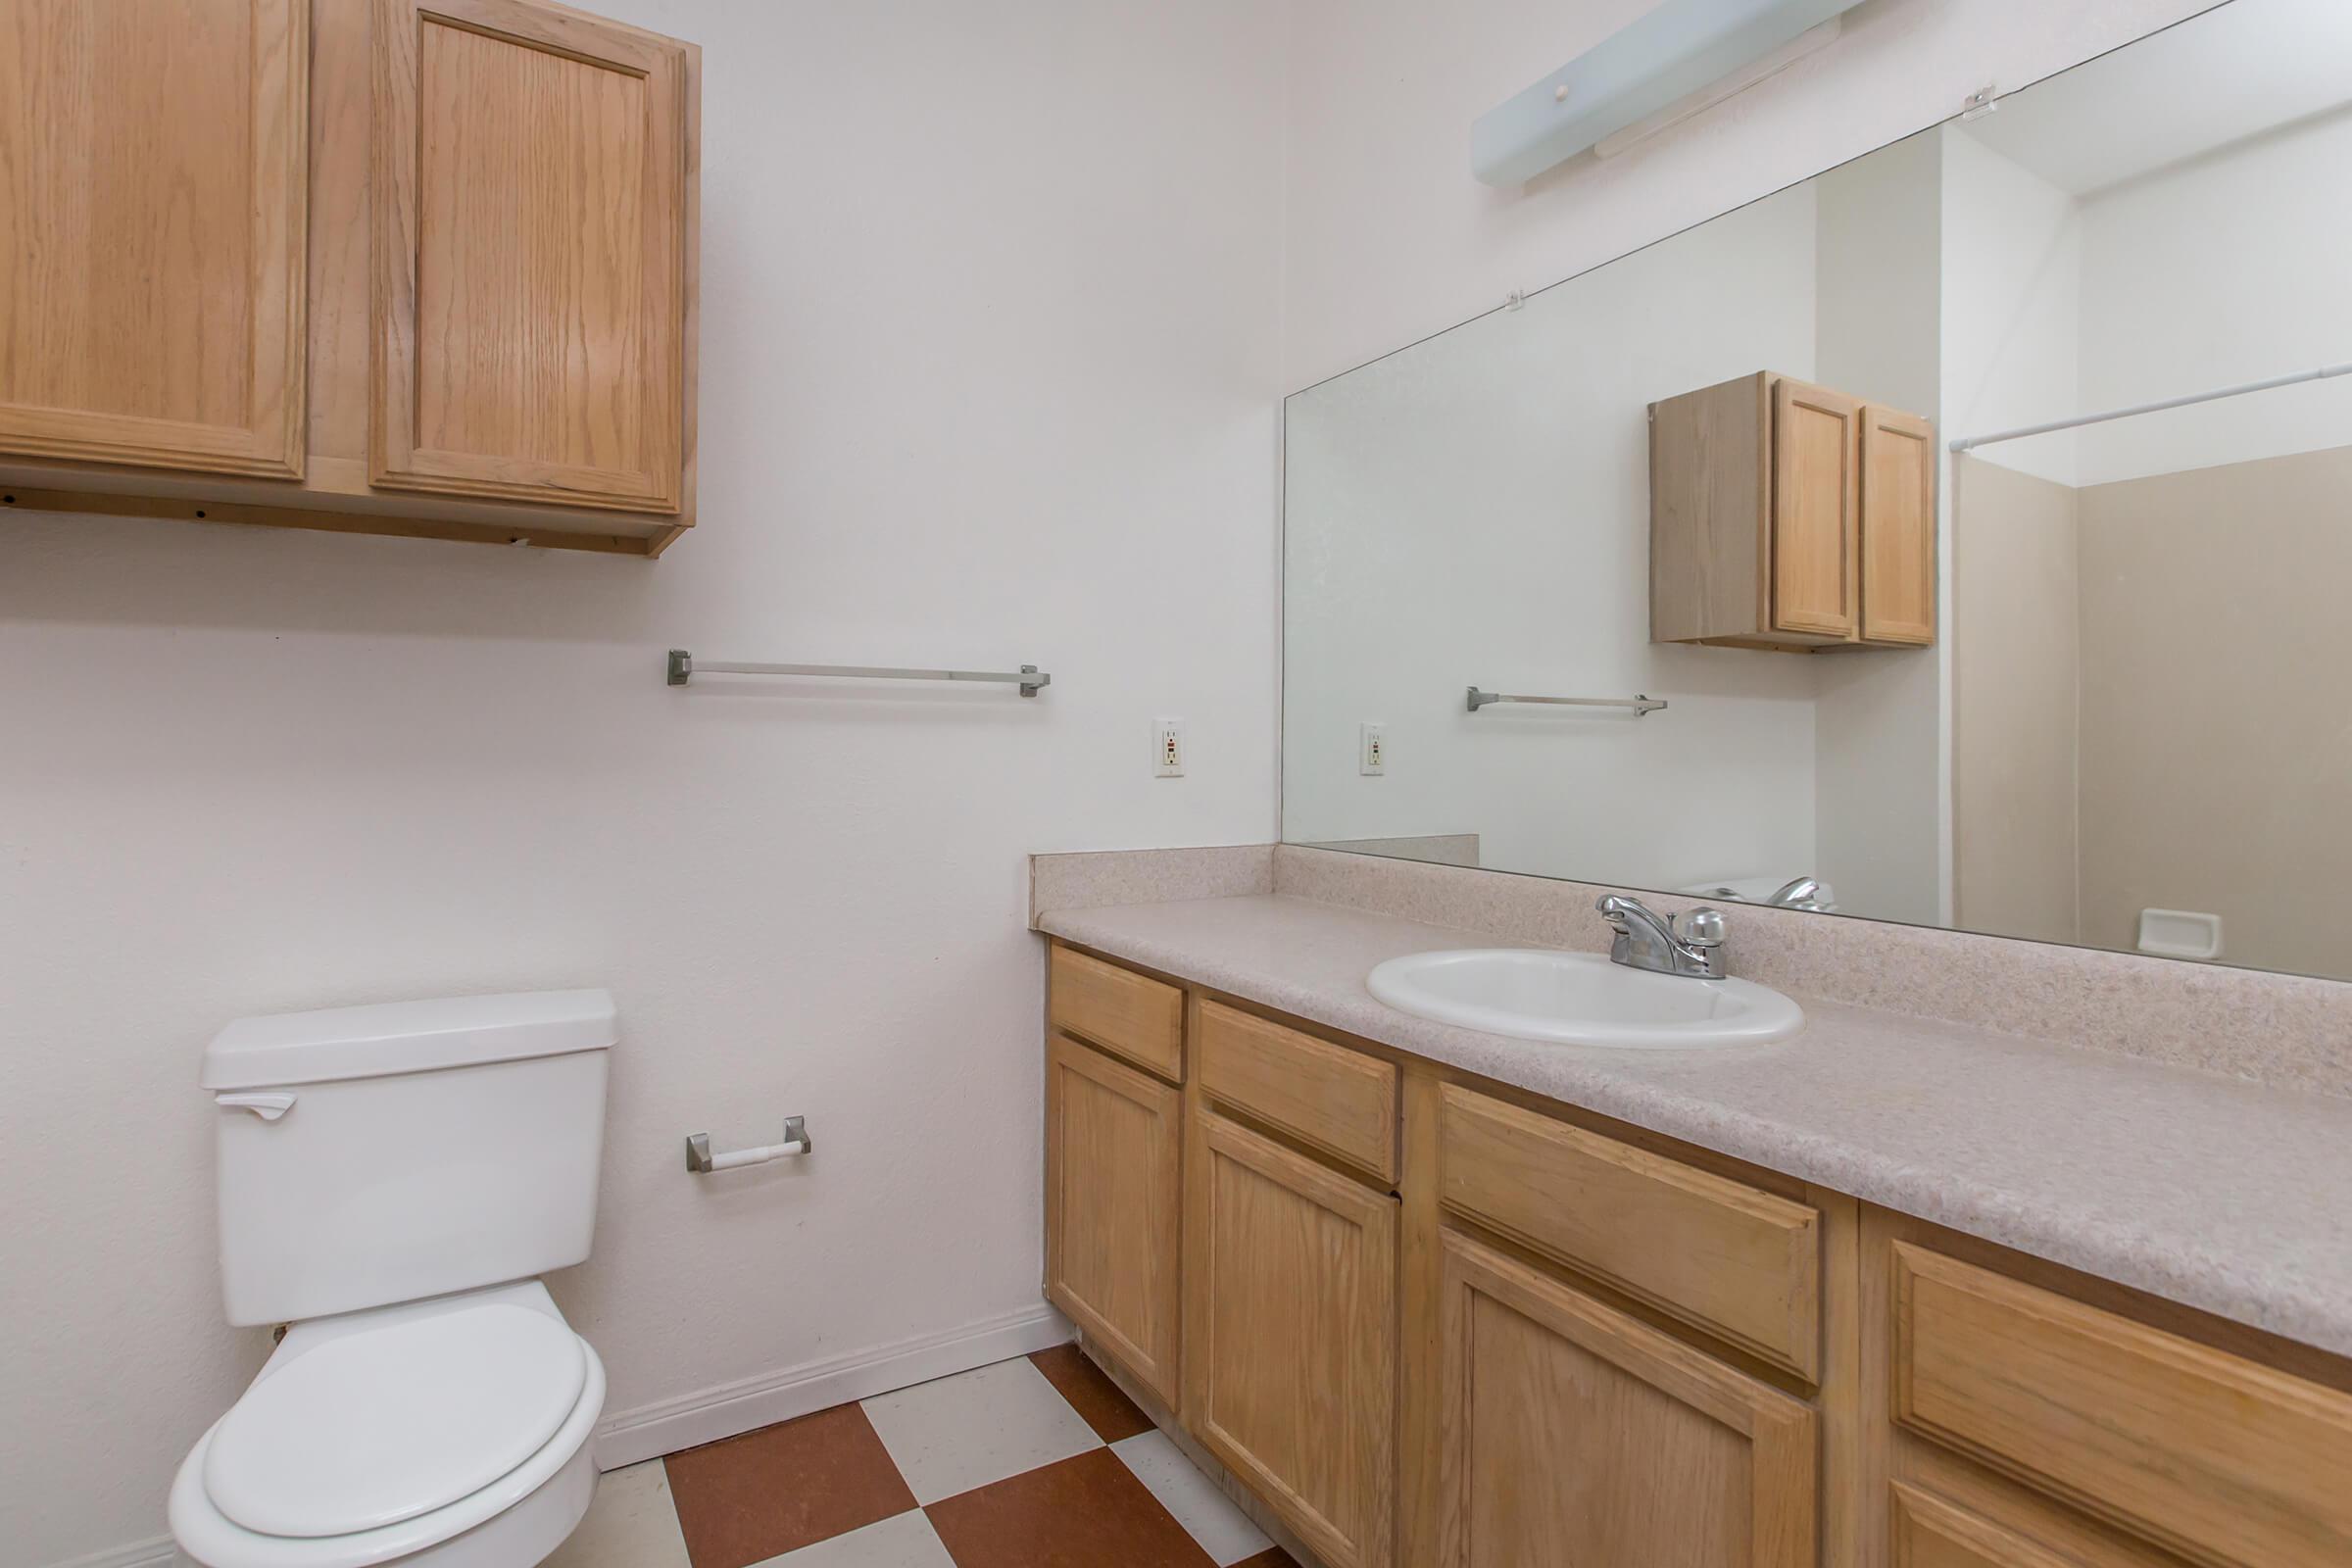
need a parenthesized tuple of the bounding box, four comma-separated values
(1677, 906, 1727, 948)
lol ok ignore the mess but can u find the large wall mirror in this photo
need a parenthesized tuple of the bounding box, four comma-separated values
(1283, 0, 2352, 983)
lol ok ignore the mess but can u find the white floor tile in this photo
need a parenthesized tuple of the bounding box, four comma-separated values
(540, 1459, 692, 1568)
(754, 1510, 956, 1568)
(1112, 1430, 1274, 1567)
(859, 1356, 1101, 1504)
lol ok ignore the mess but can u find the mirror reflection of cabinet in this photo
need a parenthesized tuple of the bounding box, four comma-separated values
(1650, 371, 1936, 651)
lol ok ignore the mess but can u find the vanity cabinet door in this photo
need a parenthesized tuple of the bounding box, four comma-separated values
(1436, 1228, 1817, 1568)
(0, 0, 307, 476)
(1186, 1106, 1397, 1568)
(1045, 1032, 1183, 1405)
(371, 0, 693, 513)
(1771, 376, 1863, 640)
(1859, 404, 1936, 646)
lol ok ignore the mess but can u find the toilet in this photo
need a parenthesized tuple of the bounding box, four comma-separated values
(170, 990, 618, 1568)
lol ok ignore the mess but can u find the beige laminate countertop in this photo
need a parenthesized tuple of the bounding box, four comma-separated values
(1036, 892, 2352, 1359)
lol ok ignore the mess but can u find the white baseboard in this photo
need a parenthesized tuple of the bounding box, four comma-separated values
(594, 1301, 1073, 1469)
(45, 1537, 178, 1568)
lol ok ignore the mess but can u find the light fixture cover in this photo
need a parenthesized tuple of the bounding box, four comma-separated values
(1472, 0, 1866, 186)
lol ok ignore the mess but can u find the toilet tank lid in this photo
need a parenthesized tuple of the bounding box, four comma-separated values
(202, 989, 616, 1090)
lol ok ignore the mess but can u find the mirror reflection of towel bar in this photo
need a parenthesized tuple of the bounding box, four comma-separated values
(1467, 687, 1666, 715)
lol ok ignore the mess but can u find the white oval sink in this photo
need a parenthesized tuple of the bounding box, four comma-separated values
(1366, 948, 1803, 1049)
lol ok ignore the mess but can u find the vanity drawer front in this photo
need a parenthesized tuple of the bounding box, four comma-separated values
(1891, 1242, 2352, 1568)
(1050, 944, 1184, 1082)
(1438, 1085, 1819, 1379)
(1198, 1001, 1397, 1182)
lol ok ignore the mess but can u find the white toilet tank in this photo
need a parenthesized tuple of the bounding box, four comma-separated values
(202, 990, 616, 1327)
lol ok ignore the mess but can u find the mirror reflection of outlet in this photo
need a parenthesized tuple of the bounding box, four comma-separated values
(1359, 721, 1387, 776)
(1154, 718, 1186, 778)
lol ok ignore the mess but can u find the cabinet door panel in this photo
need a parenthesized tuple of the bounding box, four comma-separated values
(1045, 1032, 1182, 1404)
(1891, 1241, 2352, 1568)
(1890, 1481, 2171, 1568)
(1860, 405, 1936, 645)
(0, 0, 305, 474)
(1772, 377, 1861, 639)
(1437, 1229, 1815, 1568)
(372, 0, 690, 512)
(1187, 1107, 1396, 1568)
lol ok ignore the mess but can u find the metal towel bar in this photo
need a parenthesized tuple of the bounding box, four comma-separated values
(668, 650, 1050, 696)
(1467, 686, 1666, 715)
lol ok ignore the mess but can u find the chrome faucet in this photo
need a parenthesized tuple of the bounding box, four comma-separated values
(1596, 894, 1728, 979)
(1761, 876, 1835, 910)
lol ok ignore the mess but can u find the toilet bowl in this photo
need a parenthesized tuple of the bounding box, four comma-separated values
(172, 990, 618, 1568)
(170, 1281, 606, 1568)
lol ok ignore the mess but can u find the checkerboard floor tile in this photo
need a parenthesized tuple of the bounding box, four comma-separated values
(552, 1348, 1300, 1568)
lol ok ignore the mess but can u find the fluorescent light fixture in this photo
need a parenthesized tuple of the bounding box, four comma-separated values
(1472, 0, 1867, 186)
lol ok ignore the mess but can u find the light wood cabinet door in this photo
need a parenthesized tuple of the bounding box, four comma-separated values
(1045, 1032, 1182, 1405)
(1860, 405, 1936, 645)
(1888, 1480, 2171, 1568)
(1436, 1229, 1816, 1568)
(371, 0, 693, 513)
(1187, 1106, 1397, 1568)
(1771, 377, 1862, 640)
(0, 0, 307, 475)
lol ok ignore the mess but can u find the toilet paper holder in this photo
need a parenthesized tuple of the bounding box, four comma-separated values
(686, 1116, 812, 1174)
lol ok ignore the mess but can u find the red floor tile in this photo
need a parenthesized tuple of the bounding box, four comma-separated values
(924, 1447, 1214, 1568)
(1027, 1344, 1154, 1443)
(662, 1403, 917, 1568)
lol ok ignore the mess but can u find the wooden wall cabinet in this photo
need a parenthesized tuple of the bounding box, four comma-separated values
(0, 0, 700, 557)
(0, 0, 308, 477)
(1651, 371, 1936, 651)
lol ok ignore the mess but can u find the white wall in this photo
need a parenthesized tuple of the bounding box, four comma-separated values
(1938, 130, 2082, 485)
(0, 3, 1283, 1562)
(2075, 108, 2352, 483)
(1283, 185, 1824, 892)
(1812, 130, 1945, 927)
(1278, 0, 2216, 392)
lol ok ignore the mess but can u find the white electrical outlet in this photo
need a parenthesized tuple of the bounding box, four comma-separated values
(1359, 721, 1388, 776)
(1154, 718, 1186, 777)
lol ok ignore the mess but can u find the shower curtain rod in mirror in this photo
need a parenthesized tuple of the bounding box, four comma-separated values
(1950, 361, 2352, 452)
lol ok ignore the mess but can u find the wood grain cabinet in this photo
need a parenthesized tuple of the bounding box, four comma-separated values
(1044, 1030, 1183, 1406)
(1651, 370, 1936, 651)
(1185, 1104, 1397, 1568)
(371, 0, 691, 514)
(0, 0, 309, 477)
(0, 0, 700, 556)
(1436, 1229, 1817, 1568)
(1862, 1208, 2352, 1568)
(1038, 948, 2352, 1568)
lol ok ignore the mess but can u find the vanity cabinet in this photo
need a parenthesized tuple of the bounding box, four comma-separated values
(1185, 1104, 1397, 1568)
(1435, 1228, 1817, 1567)
(1650, 371, 1936, 651)
(1040, 941, 2352, 1568)
(1043, 947, 1186, 1405)
(1044, 1032, 1183, 1405)
(0, 0, 701, 556)
(1861, 1209, 2352, 1568)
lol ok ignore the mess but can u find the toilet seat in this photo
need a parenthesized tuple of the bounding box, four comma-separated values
(171, 1281, 606, 1568)
(207, 1297, 587, 1537)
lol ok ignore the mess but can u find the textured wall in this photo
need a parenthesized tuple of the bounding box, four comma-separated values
(0, 3, 1284, 1560)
